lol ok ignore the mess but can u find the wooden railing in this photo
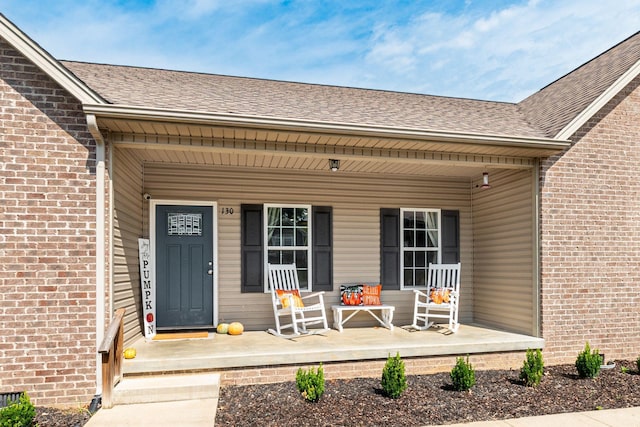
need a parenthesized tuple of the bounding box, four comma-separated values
(98, 308, 126, 409)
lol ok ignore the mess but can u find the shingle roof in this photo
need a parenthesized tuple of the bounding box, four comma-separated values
(518, 31, 640, 139)
(59, 30, 640, 142)
(61, 61, 547, 139)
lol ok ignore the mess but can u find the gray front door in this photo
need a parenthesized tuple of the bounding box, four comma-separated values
(155, 205, 214, 329)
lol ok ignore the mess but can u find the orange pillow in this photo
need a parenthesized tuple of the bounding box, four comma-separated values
(362, 284, 382, 305)
(276, 289, 304, 308)
(429, 288, 450, 304)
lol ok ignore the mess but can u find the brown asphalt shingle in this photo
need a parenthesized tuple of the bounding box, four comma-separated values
(518, 31, 640, 139)
(61, 61, 546, 138)
(60, 30, 640, 140)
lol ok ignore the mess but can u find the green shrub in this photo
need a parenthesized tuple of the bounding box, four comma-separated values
(519, 348, 544, 387)
(636, 355, 640, 373)
(0, 392, 36, 427)
(575, 342, 602, 378)
(381, 352, 408, 398)
(295, 364, 325, 402)
(450, 356, 475, 391)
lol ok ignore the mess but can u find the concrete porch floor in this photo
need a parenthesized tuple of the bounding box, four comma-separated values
(123, 323, 544, 375)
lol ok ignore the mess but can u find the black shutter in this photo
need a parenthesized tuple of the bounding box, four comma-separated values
(380, 208, 401, 290)
(312, 206, 333, 291)
(241, 204, 263, 293)
(442, 210, 460, 263)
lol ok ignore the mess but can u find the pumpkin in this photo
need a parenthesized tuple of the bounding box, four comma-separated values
(123, 348, 137, 359)
(228, 321, 244, 335)
(216, 323, 229, 334)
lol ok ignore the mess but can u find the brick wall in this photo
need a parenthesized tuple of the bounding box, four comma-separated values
(540, 75, 640, 364)
(0, 39, 98, 406)
(219, 351, 527, 386)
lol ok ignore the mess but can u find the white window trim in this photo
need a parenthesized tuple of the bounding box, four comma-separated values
(263, 204, 313, 292)
(400, 208, 442, 290)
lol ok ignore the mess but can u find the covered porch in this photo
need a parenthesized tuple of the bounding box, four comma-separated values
(94, 99, 569, 355)
(123, 324, 543, 385)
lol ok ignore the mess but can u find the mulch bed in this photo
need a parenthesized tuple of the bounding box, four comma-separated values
(214, 360, 640, 426)
(32, 360, 640, 426)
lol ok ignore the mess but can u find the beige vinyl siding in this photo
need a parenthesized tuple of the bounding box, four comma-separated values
(472, 169, 535, 335)
(142, 162, 473, 330)
(112, 148, 145, 343)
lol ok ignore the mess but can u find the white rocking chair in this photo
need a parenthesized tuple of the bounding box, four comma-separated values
(267, 263, 329, 338)
(412, 263, 461, 333)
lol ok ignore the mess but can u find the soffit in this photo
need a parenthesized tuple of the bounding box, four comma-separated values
(98, 116, 565, 158)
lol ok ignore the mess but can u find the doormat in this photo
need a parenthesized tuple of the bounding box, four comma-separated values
(152, 331, 209, 340)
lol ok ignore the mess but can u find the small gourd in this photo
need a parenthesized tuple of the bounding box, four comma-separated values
(216, 323, 229, 334)
(228, 322, 244, 335)
(123, 348, 137, 359)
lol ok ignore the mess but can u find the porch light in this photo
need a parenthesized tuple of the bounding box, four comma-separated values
(329, 159, 340, 172)
(481, 172, 491, 189)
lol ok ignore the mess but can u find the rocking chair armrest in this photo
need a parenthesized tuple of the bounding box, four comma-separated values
(300, 291, 325, 300)
(413, 289, 429, 298)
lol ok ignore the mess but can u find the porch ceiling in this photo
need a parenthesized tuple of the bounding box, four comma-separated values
(96, 104, 570, 177)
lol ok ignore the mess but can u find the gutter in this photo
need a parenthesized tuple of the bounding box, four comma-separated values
(83, 104, 571, 152)
(86, 114, 106, 398)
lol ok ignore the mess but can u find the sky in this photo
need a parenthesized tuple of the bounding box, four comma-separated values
(2, 0, 640, 102)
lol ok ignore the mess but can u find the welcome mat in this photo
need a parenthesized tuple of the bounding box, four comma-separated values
(152, 331, 209, 340)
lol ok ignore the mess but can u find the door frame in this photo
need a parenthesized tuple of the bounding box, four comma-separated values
(150, 199, 219, 328)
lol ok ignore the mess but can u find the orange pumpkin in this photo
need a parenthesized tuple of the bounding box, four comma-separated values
(228, 322, 244, 335)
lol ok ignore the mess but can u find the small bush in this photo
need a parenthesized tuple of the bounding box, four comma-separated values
(636, 355, 640, 373)
(381, 352, 408, 398)
(520, 348, 544, 387)
(575, 342, 602, 378)
(296, 364, 325, 402)
(0, 392, 36, 427)
(450, 356, 475, 391)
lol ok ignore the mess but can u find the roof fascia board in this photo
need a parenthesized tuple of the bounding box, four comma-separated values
(556, 59, 640, 140)
(84, 103, 571, 152)
(0, 14, 105, 104)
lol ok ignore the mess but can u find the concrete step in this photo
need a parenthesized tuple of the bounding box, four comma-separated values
(112, 373, 220, 405)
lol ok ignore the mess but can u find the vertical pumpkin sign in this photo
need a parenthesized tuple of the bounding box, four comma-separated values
(138, 238, 156, 339)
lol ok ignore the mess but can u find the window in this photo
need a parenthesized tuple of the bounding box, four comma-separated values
(401, 208, 441, 288)
(265, 205, 311, 290)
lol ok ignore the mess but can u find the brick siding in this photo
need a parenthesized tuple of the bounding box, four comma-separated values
(219, 351, 527, 386)
(0, 39, 98, 406)
(540, 75, 640, 364)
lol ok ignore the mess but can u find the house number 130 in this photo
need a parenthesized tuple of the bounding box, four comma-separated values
(221, 207, 234, 215)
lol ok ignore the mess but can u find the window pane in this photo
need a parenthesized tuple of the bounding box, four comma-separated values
(297, 270, 308, 287)
(281, 250, 294, 264)
(295, 251, 308, 269)
(427, 230, 438, 247)
(268, 228, 280, 246)
(415, 269, 426, 287)
(415, 251, 426, 267)
(404, 230, 414, 247)
(416, 230, 426, 247)
(426, 212, 438, 229)
(295, 208, 308, 226)
(415, 211, 426, 229)
(404, 269, 414, 286)
(427, 251, 438, 265)
(296, 228, 308, 246)
(268, 250, 280, 265)
(404, 251, 413, 267)
(267, 208, 281, 227)
(403, 211, 414, 229)
(282, 228, 294, 246)
(282, 208, 294, 226)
